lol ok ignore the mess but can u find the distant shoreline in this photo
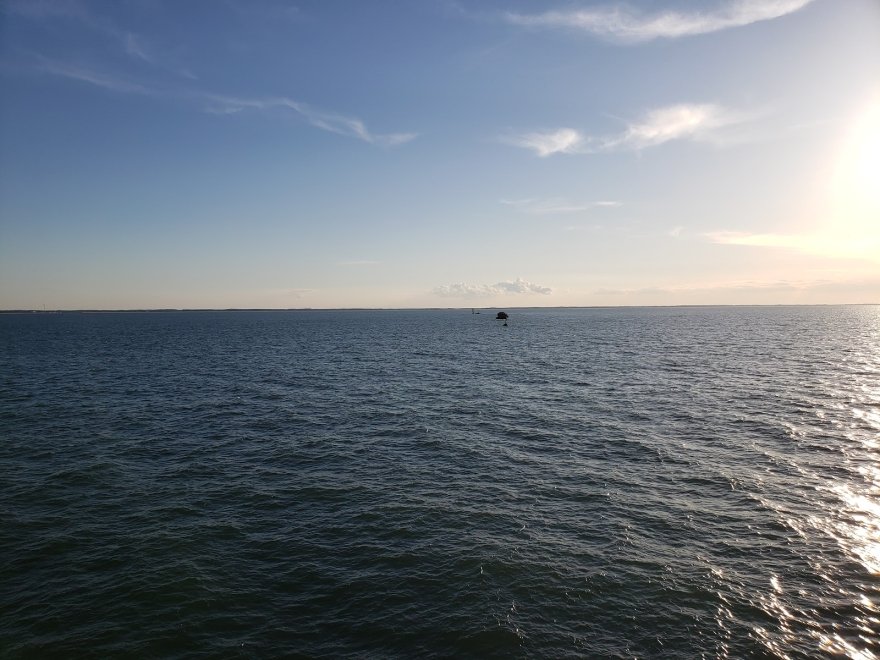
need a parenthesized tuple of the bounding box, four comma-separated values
(1, 303, 876, 314)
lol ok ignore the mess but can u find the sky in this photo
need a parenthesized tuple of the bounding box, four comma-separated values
(1, 0, 878, 309)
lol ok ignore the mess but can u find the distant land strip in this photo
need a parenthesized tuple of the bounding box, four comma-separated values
(1, 304, 875, 314)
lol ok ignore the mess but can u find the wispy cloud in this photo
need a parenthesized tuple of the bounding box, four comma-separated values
(433, 278, 552, 297)
(501, 198, 621, 214)
(501, 128, 583, 157)
(503, 0, 815, 43)
(292, 104, 417, 147)
(31, 60, 416, 147)
(123, 33, 155, 66)
(605, 103, 740, 149)
(706, 231, 880, 261)
(34, 58, 155, 95)
(594, 277, 842, 296)
(595, 275, 880, 299)
(195, 93, 416, 145)
(278, 288, 313, 299)
(5, 0, 196, 78)
(506, 103, 745, 156)
(8, 0, 143, 61)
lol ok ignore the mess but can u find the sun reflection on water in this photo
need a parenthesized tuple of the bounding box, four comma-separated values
(832, 485, 880, 575)
(817, 323, 880, 658)
(760, 312, 880, 659)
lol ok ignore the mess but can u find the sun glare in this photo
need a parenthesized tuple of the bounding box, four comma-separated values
(849, 104, 880, 206)
(829, 98, 880, 259)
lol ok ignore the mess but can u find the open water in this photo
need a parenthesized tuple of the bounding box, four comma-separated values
(1, 306, 879, 658)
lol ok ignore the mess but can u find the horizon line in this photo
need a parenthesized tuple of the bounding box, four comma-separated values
(1, 302, 877, 314)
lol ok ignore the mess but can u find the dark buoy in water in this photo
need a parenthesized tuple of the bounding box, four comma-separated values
(496, 311, 509, 326)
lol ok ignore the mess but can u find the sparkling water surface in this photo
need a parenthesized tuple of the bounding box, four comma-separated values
(2, 306, 879, 658)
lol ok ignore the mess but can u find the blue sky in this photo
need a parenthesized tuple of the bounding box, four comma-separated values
(1, 0, 878, 309)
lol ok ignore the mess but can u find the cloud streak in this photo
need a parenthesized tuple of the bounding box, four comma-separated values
(503, 0, 815, 43)
(205, 94, 417, 146)
(506, 103, 744, 157)
(595, 275, 880, 300)
(433, 278, 552, 297)
(31, 60, 416, 147)
(34, 58, 155, 95)
(706, 231, 880, 261)
(501, 198, 621, 214)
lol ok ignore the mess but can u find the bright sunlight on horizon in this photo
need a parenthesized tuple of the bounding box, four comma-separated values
(1, 0, 879, 309)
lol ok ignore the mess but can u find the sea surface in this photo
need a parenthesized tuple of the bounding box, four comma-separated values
(1, 306, 879, 658)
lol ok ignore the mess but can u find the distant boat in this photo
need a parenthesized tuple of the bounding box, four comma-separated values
(495, 311, 508, 320)
(471, 308, 480, 314)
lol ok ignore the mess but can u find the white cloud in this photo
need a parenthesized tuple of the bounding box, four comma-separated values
(506, 103, 745, 157)
(603, 103, 737, 150)
(433, 278, 552, 297)
(504, 0, 815, 43)
(502, 128, 583, 157)
(494, 279, 552, 294)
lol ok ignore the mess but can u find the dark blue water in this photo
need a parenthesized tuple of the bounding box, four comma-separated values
(2, 307, 879, 658)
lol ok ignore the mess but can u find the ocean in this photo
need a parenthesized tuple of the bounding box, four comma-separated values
(1, 306, 878, 658)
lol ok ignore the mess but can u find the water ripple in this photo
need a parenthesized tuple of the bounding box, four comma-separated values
(1, 306, 879, 657)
